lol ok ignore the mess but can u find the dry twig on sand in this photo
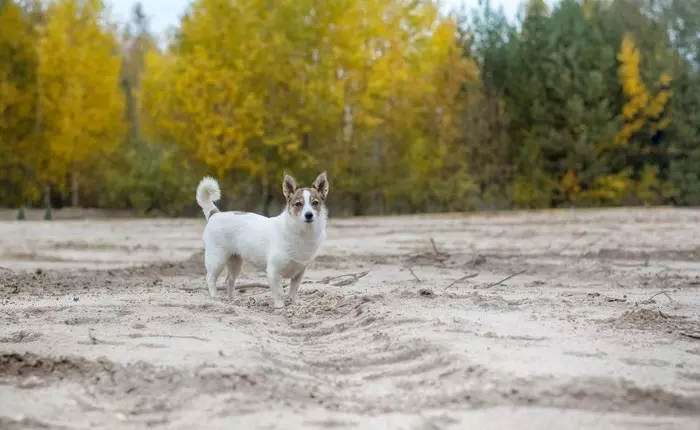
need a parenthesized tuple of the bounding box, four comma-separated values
(406, 267, 421, 283)
(645, 290, 675, 303)
(679, 331, 700, 340)
(479, 269, 527, 289)
(235, 282, 270, 290)
(444, 272, 479, 291)
(128, 333, 210, 342)
(588, 292, 627, 302)
(320, 270, 371, 287)
(430, 238, 440, 255)
(230, 272, 371, 292)
(405, 238, 451, 266)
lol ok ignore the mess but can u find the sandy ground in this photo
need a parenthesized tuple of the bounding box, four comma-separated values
(1, 207, 700, 429)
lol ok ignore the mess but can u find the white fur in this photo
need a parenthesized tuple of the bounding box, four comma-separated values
(196, 176, 221, 220)
(302, 190, 315, 222)
(195, 176, 328, 308)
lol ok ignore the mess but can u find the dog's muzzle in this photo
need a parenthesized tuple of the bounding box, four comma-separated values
(304, 212, 314, 222)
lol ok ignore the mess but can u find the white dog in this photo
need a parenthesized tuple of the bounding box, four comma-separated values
(195, 172, 329, 308)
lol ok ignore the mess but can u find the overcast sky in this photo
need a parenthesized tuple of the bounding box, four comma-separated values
(107, 0, 532, 41)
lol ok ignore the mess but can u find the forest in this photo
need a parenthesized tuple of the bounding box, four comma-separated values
(0, 0, 698, 216)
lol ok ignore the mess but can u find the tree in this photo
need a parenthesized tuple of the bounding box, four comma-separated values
(657, 0, 700, 204)
(501, 0, 557, 208)
(37, 0, 125, 207)
(540, 0, 624, 206)
(140, 0, 474, 215)
(85, 2, 197, 215)
(120, 2, 155, 139)
(613, 33, 674, 204)
(457, 1, 516, 208)
(0, 0, 42, 206)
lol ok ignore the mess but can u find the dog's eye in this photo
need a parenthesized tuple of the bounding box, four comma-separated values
(294, 201, 303, 207)
(311, 200, 319, 206)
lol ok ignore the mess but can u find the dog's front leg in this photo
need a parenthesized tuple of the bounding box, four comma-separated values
(289, 267, 306, 305)
(266, 267, 285, 309)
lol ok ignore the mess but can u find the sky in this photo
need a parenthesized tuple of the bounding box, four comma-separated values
(107, 0, 529, 42)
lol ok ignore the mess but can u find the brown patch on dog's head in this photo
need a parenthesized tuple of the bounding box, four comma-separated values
(282, 172, 330, 222)
(285, 188, 315, 218)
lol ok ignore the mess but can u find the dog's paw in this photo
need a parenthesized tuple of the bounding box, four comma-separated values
(272, 300, 285, 309)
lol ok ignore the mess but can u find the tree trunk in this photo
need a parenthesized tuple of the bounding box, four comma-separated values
(351, 192, 364, 216)
(261, 178, 274, 216)
(43, 184, 53, 221)
(71, 171, 79, 207)
(262, 192, 274, 217)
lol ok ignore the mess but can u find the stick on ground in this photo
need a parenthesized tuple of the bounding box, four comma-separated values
(679, 332, 700, 340)
(320, 270, 371, 287)
(430, 238, 440, 255)
(480, 269, 527, 289)
(444, 272, 479, 291)
(407, 267, 421, 283)
(645, 290, 675, 303)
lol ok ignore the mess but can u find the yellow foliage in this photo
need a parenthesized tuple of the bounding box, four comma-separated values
(658, 72, 672, 86)
(37, 0, 125, 190)
(559, 170, 581, 202)
(371, 5, 478, 203)
(142, 0, 329, 184)
(139, 0, 474, 209)
(510, 177, 552, 208)
(615, 34, 672, 146)
(2, 0, 689, 212)
(577, 170, 632, 206)
(0, 0, 43, 203)
(634, 165, 660, 203)
(0, 2, 33, 142)
(633, 164, 676, 204)
(511, 178, 537, 208)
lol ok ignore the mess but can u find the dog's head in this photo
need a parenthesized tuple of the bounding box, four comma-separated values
(282, 171, 329, 224)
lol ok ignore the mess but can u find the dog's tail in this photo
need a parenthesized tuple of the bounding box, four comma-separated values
(196, 176, 221, 221)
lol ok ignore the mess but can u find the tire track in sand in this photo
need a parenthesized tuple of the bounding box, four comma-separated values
(248, 287, 700, 416)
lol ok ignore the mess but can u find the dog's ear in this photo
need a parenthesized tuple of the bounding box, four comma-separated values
(282, 173, 297, 200)
(312, 171, 329, 200)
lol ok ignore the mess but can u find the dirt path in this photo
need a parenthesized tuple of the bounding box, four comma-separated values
(1, 208, 700, 429)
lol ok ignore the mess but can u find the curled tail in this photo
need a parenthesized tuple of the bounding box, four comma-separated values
(196, 176, 221, 221)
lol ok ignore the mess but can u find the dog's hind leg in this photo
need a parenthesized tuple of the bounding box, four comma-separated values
(205, 249, 227, 298)
(225, 255, 243, 300)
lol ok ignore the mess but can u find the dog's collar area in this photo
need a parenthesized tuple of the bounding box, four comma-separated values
(287, 242, 323, 266)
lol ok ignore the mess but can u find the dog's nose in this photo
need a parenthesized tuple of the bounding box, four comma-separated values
(304, 212, 313, 220)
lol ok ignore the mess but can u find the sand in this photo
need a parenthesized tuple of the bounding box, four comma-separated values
(1, 207, 700, 429)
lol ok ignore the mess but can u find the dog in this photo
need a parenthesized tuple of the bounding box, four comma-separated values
(195, 171, 329, 308)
